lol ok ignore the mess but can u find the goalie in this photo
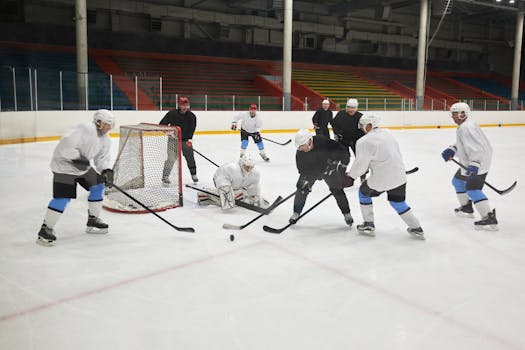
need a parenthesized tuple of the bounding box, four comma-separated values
(198, 154, 267, 210)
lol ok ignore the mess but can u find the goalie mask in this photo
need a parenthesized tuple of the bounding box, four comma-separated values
(93, 109, 115, 128)
(240, 153, 255, 172)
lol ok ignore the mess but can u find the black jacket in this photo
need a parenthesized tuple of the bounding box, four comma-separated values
(159, 109, 197, 141)
(312, 108, 333, 130)
(296, 136, 350, 180)
(331, 110, 365, 149)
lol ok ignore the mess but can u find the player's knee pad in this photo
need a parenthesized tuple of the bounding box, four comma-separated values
(466, 189, 487, 203)
(389, 200, 410, 215)
(48, 198, 71, 212)
(241, 140, 249, 149)
(88, 183, 105, 201)
(452, 176, 466, 193)
(358, 189, 372, 205)
(256, 141, 264, 150)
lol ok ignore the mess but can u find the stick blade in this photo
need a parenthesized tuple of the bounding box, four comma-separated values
(281, 139, 292, 145)
(496, 180, 517, 195)
(262, 225, 284, 234)
(406, 167, 419, 174)
(176, 227, 195, 232)
(222, 223, 242, 230)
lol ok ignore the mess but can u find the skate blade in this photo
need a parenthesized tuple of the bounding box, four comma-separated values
(86, 227, 109, 234)
(455, 212, 475, 218)
(474, 224, 499, 232)
(357, 229, 376, 237)
(409, 232, 426, 240)
(36, 237, 54, 246)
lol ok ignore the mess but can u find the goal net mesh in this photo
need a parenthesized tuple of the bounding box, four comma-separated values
(103, 123, 183, 213)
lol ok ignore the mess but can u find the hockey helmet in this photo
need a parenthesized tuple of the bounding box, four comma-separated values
(450, 102, 470, 119)
(322, 99, 330, 105)
(249, 103, 258, 110)
(346, 98, 359, 108)
(178, 96, 190, 105)
(93, 109, 115, 128)
(359, 113, 380, 132)
(240, 153, 255, 172)
(294, 129, 313, 149)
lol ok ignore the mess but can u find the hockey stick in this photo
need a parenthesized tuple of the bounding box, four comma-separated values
(406, 167, 419, 174)
(186, 184, 274, 214)
(450, 159, 517, 195)
(263, 192, 333, 234)
(222, 191, 297, 230)
(262, 136, 292, 146)
(192, 147, 219, 167)
(112, 184, 195, 232)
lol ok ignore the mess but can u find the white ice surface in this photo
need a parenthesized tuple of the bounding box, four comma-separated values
(1, 127, 525, 350)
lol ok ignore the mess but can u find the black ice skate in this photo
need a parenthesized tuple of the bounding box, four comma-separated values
(357, 222, 375, 237)
(474, 209, 498, 231)
(36, 224, 56, 246)
(289, 212, 300, 224)
(407, 227, 425, 240)
(454, 200, 474, 218)
(191, 174, 199, 183)
(86, 215, 109, 234)
(260, 152, 270, 162)
(344, 212, 354, 226)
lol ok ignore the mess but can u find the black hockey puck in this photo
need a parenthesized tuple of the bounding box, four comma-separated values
(230, 234, 235, 242)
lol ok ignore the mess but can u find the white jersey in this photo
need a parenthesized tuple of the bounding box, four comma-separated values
(50, 122, 112, 176)
(233, 111, 262, 133)
(213, 161, 261, 197)
(348, 128, 406, 192)
(453, 118, 492, 175)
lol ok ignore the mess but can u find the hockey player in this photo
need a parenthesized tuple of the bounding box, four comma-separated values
(441, 102, 497, 230)
(231, 103, 270, 162)
(346, 113, 425, 240)
(331, 98, 365, 157)
(290, 129, 353, 226)
(198, 154, 266, 209)
(312, 99, 333, 138)
(160, 96, 198, 183)
(36, 109, 115, 246)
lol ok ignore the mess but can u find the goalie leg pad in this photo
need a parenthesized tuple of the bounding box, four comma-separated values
(219, 186, 235, 209)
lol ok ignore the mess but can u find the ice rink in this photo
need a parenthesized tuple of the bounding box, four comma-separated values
(1, 126, 524, 350)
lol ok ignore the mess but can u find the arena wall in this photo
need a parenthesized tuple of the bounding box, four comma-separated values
(1, 110, 524, 144)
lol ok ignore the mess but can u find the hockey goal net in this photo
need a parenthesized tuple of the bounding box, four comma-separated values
(104, 123, 183, 213)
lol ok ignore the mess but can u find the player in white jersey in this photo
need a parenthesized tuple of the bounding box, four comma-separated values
(441, 102, 497, 230)
(346, 113, 425, 240)
(198, 153, 267, 209)
(231, 103, 269, 162)
(36, 109, 115, 246)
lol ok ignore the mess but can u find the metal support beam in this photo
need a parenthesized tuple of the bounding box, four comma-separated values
(415, 0, 429, 111)
(511, 11, 524, 110)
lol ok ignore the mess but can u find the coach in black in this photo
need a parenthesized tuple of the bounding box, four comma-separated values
(160, 96, 198, 183)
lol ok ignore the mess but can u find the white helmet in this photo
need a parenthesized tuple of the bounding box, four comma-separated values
(93, 109, 115, 128)
(322, 99, 330, 105)
(346, 98, 358, 108)
(359, 113, 380, 131)
(240, 153, 255, 171)
(450, 102, 470, 119)
(294, 129, 313, 149)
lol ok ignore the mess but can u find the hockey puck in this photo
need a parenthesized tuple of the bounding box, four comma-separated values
(230, 234, 235, 242)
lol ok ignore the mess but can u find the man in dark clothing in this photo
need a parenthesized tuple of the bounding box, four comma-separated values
(289, 129, 353, 227)
(332, 98, 365, 157)
(159, 96, 198, 183)
(312, 99, 333, 138)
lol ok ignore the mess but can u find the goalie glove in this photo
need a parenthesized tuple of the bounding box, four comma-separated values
(101, 169, 114, 187)
(218, 185, 235, 210)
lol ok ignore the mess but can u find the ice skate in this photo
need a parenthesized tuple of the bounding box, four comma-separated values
(474, 209, 498, 231)
(191, 174, 199, 183)
(36, 224, 56, 246)
(259, 152, 269, 162)
(407, 227, 425, 240)
(344, 212, 354, 226)
(289, 212, 300, 224)
(357, 222, 375, 237)
(454, 200, 474, 218)
(86, 215, 109, 234)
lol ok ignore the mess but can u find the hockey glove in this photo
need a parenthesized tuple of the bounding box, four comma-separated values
(344, 174, 354, 188)
(186, 139, 193, 148)
(466, 164, 479, 177)
(441, 147, 455, 162)
(101, 169, 114, 187)
(231, 122, 237, 130)
(72, 157, 90, 171)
